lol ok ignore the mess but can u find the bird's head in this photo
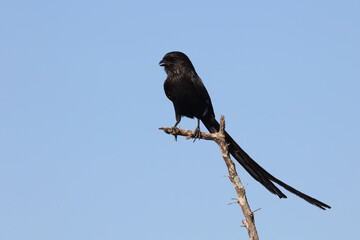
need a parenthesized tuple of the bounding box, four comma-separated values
(159, 51, 196, 74)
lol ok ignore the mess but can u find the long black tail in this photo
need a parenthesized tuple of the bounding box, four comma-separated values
(201, 116, 331, 210)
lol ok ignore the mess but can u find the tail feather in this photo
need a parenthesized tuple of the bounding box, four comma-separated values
(201, 116, 331, 210)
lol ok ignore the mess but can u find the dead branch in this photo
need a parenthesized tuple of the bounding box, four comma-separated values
(159, 115, 259, 240)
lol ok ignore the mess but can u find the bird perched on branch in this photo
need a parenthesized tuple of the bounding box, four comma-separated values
(159, 51, 330, 210)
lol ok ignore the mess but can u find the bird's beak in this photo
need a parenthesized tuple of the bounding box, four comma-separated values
(159, 59, 166, 66)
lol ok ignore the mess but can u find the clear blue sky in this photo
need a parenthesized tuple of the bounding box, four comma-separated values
(1, 0, 359, 239)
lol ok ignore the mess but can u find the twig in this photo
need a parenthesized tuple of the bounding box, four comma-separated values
(159, 116, 259, 240)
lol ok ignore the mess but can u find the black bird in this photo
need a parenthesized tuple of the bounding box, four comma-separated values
(159, 51, 331, 210)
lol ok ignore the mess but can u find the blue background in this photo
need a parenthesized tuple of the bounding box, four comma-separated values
(1, 0, 359, 239)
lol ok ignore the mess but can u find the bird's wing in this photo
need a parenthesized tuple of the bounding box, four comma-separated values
(190, 74, 215, 117)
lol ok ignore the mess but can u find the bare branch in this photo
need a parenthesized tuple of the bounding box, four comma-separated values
(159, 115, 259, 240)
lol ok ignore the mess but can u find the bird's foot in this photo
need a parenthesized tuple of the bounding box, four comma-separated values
(193, 127, 201, 142)
(171, 126, 178, 141)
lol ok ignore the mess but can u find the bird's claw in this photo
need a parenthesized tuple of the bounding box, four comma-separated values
(193, 127, 201, 142)
(171, 127, 178, 141)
